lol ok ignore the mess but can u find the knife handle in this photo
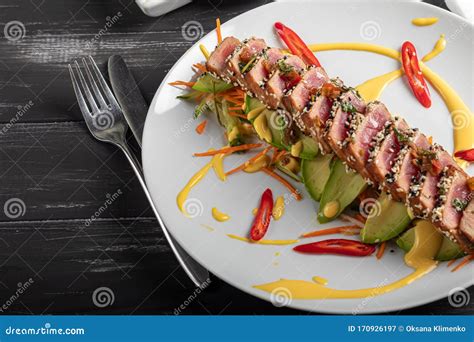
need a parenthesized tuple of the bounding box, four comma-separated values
(117, 141, 210, 288)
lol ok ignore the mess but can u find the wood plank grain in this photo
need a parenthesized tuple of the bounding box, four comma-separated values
(0, 121, 153, 221)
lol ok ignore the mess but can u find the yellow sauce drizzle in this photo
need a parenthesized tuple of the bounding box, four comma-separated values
(227, 234, 299, 246)
(212, 153, 227, 181)
(422, 34, 446, 62)
(412, 17, 438, 26)
(177, 151, 227, 216)
(312, 276, 328, 286)
(309, 43, 400, 60)
(254, 220, 442, 299)
(310, 41, 473, 166)
(356, 69, 403, 102)
(211, 207, 230, 222)
(177, 156, 214, 216)
(201, 224, 215, 232)
(244, 154, 270, 173)
(272, 196, 285, 220)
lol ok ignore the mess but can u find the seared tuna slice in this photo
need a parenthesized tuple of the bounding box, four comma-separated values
(366, 117, 410, 188)
(408, 145, 461, 218)
(226, 38, 267, 90)
(432, 167, 471, 236)
(301, 80, 347, 154)
(244, 48, 284, 102)
(386, 131, 429, 201)
(206, 36, 240, 79)
(300, 94, 333, 153)
(345, 101, 390, 179)
(284, 66, 328, 115)
(324, 90, 366, 166)
(460, 198, 474, 243)
(264, 55, 306, 109)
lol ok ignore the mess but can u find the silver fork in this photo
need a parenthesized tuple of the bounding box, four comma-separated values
(69, 56, 209, 288)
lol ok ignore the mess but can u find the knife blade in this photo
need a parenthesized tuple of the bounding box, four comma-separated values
(108, 55, 148, 147)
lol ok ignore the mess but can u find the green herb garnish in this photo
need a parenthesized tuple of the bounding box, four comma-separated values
(419, 149, 437, 160)
(240, 57, 257, 74)
(341, 101, 356, 114)
(452, 198, 468, 212)
(394, 127, 410, 143)
(277, 59, 294, 74)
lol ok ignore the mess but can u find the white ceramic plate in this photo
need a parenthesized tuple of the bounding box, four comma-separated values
(143, 1, 473, 313)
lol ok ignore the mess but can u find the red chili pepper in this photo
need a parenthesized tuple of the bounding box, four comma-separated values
(401, 41, 431, 108)
(454, 148, 474, 162)
(250, 188, 274, 241)
(293, 239, 376, 257)
(274, 22, 321, 67)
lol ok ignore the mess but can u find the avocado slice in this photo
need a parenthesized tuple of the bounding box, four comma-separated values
(396, 227, 465, 261)
(302, 153, 334, 201)
(298, 136, 319, 160)
(317, 159, 367, 223)
(360, 192, 411, 243)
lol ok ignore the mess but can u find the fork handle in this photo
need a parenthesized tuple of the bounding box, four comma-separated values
(117, 142, 210, 288)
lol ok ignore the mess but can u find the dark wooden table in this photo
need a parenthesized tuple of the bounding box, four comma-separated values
(0, 0, 471, 315)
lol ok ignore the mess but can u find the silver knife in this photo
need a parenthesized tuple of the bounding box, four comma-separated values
(108, 55, 148, 147)
(107, 55, 210, 287)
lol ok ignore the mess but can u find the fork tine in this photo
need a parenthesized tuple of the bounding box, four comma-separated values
(82, 58, 108, 109)
(74, 60, 99, 113)
(68, 64, 94, 121)
(88, 56, 121, 110)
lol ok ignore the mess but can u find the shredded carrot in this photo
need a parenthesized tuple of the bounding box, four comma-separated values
(228, 106, 243, 111)
(221, 94, 244, 105)
(270, 147, 280, 164)
(216, 18, 222, 44)
(194, 143, 262, 157)
(224, 87, 245, 98)
(168, 80, 195, 88)
(376, 241, 387, 260)
(354, 213, 367, 223)
(193, 63, 207, 73)
(301, 225, 361, 238)
(272, 150, 287, 165)
(225, 146, 272, 176)
(339, 213, 365, 228)
(451, 255, 473, 272)
(261, 167, 302, 200)
(228, 112, 248, 119)
(447, 258, 457, 267)
(195, 120, 207, 135)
